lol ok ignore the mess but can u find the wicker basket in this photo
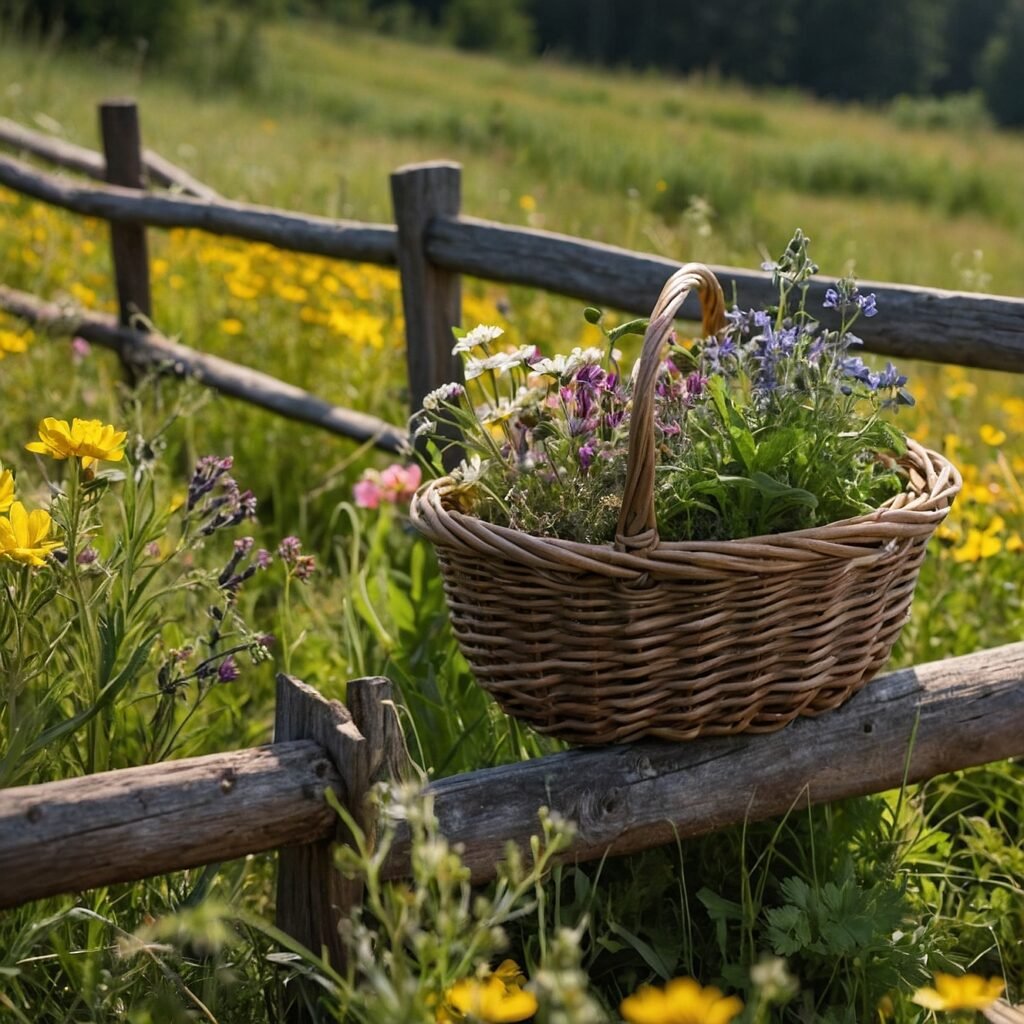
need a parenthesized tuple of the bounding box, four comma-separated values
(411, 264, 961, 746)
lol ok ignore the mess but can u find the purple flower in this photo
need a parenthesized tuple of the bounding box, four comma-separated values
(840, 356, 881, 390)
(187, 455, 234, 511)
(574, 364, 607, 390)
(578, 440, 597, 471)
(684, 371, 708, 403)
(217, 656, 240, 683)
(876, 361, 907, 389)
(71, 337, 91, 363)
(76, 546, 99, 565)
(823, 288, 840, 311)
(255, 548, 272, 569)
(293, 555, 316, 582)
(277, 536, 302, 563)
(567, 415, 596, 438)
(859, 293, 878, 317)
(234, 536, 254, 555)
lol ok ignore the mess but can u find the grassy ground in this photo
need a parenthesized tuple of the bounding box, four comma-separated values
(0, 12, 1021, 1023)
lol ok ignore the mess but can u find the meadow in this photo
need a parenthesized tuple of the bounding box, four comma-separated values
(0, 12, 1022, 1023)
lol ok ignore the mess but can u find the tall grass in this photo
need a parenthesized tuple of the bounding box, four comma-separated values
(0, 12, 1020, 1021)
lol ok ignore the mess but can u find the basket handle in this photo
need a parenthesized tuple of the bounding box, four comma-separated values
(615, 263, 727, 552)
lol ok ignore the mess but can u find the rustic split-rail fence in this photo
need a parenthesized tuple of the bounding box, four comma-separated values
(0, 100, 1022, 1012)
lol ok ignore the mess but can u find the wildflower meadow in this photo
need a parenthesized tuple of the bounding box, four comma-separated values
(0, 9, 1022, 1024)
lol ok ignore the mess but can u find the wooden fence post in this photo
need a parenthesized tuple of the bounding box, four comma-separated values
(274, 674, 410, 1018)
(390, 162, 462, 416)
(99, 99, 152, 367)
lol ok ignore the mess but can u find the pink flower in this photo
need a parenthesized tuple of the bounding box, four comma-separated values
(353, 463, 421, 509)
(353, 478, 382, 509)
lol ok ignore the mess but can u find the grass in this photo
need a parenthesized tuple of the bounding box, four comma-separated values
(0, 10, 1021, 1022)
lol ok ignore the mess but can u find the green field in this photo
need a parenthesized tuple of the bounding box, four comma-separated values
(0, 13, 1021, 1024)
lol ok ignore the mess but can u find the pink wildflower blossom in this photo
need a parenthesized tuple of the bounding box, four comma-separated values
(354, 463, 422, 509)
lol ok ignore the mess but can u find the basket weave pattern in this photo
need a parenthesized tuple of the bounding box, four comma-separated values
(411, 265, 961, 745)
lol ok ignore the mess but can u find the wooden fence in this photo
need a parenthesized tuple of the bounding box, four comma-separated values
(2, 647, 1022, 947)
(1, 99, 1023, 1017)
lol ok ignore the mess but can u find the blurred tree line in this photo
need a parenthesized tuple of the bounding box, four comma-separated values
(5, 0, 1024, 126)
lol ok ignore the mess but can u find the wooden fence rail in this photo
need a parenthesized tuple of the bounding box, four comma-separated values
(0, 151, 398, 264)
(0, 285, 406, 451)
(2, 644, 1022, 915)
(0, 114, 221, 199)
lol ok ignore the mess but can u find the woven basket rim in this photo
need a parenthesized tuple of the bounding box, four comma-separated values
(410, 439, 961, 579)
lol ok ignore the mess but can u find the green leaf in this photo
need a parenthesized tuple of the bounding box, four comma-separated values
(606, 921, 675, 980)
(608, 317, 649, 343)
(749, 472, 818, 508)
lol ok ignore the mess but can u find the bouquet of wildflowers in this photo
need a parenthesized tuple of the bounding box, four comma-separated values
(413, 231, 915, 545)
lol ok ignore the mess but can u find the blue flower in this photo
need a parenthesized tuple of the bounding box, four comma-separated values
(840, 356, 880, 390)
(876, 361, 907, 389)
(858, 292, 878, 317)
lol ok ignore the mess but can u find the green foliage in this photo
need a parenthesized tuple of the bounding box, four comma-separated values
(0, 18, 1021, 1022)
(418, 232, 909, 544)
(0, 0, 193, 58)
(443, 0, 533, 57)
(980, 0, 1024, 126)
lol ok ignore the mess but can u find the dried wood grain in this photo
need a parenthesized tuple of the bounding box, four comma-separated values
(390, 162, 463, 413)
(275, 676, 365, 974)
(0, 741, 339, 909)
(386, 643, 1024, 883)
(0, 115, 221, 198)
(100, 101, 152, 330)
(0, 152, 396, 264)
(427, 216, 1024, 374)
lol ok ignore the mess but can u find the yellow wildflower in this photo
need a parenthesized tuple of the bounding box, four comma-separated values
(1003, 396, 1024, 421)
(952, 527, 1002, 563)
(0, 329, 29, 357)
(227, 278, 259, 300)
(656, 179, 668, 193)
(944, 379, 976, 400)
(220, 318, 244, 335)
(69, 281, 97, 307)
(26, 417, 127, 470)
(912, 972, 1005, 1011)
(169, 273, 186, 291)
(275, 282, 309, 304)
(0, 502, 61, 567)
(620, 977, 744, 1024)
(0, 464, 14, 513)
(518, 194, 537, 212)
(980, 423, 1007, 446)
(437, 961, 535, 1024)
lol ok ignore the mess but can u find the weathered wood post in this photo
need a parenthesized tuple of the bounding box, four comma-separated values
(99, 99, 152, 373)
(389, 162, 463, 416)
(274, 674, 409, 1018)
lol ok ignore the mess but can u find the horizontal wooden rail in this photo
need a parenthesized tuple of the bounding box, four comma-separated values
(0, 285, 407, 452)
(1, 647, 1021, 909)
(0, 152, 397, 264)
(5, 151, 1024, 375)
(428, 216, 1024, 374)
(0, 740, 339, 908)
(388, 642, 1024, 883)
(0, 115, 220, 200)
